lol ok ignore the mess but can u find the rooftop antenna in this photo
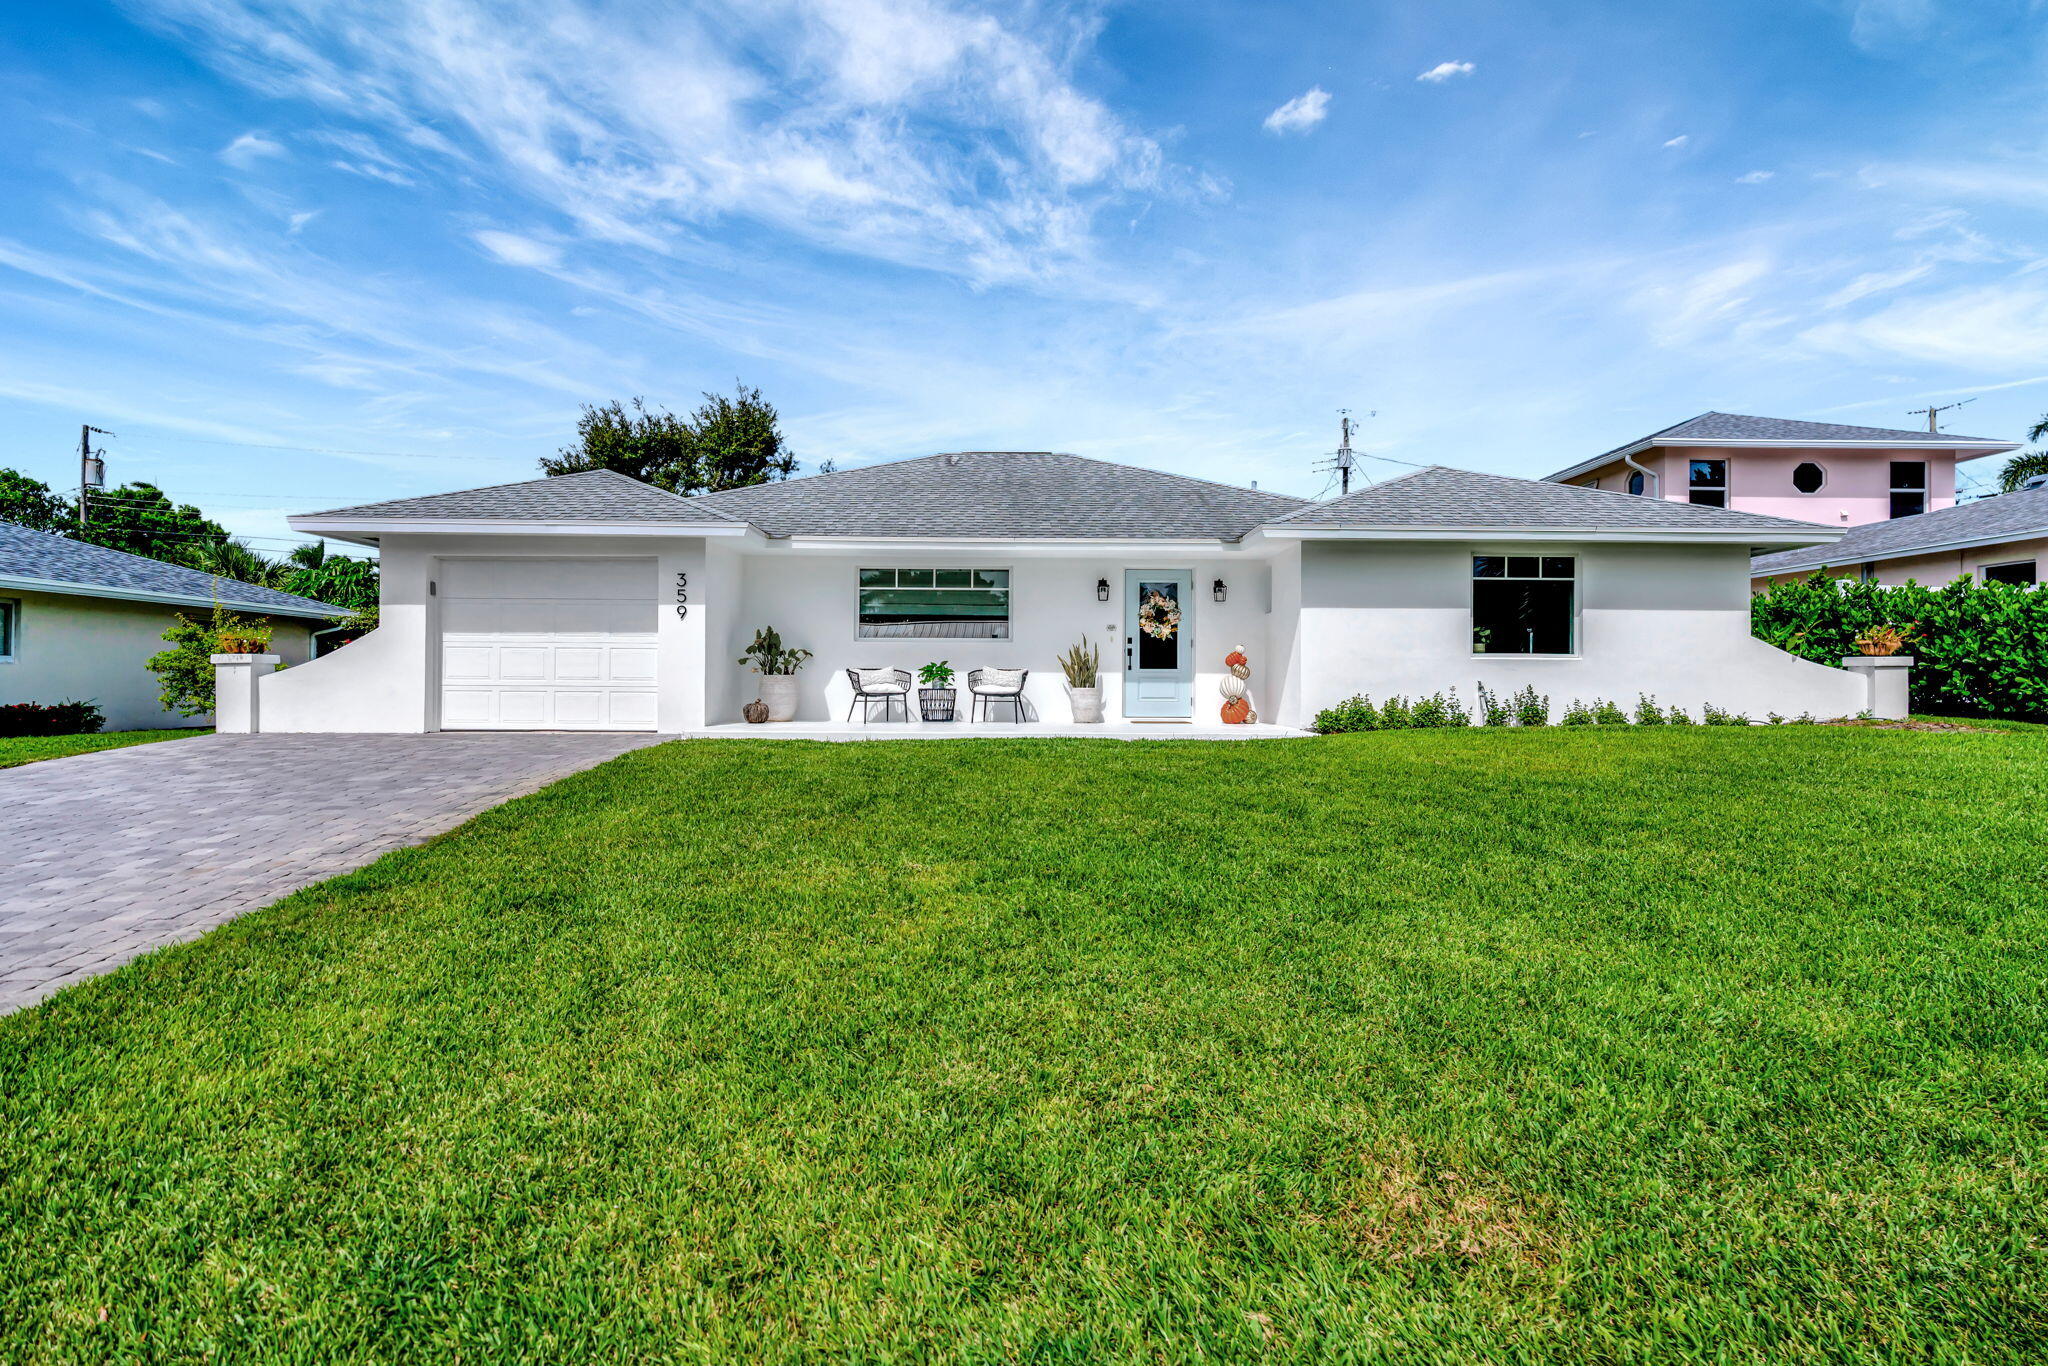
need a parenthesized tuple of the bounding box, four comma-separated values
(1316, 409, 1373, 495)
(1907, 397, 1976, 433)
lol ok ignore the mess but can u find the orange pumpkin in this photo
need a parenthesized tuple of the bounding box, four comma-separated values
(1223, 649, 1248, 668)
(1220, 696, 1251, 724)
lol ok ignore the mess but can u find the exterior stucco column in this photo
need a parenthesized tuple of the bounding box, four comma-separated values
(211, 653, 279, 734)
(1840, 655, 1912, 720)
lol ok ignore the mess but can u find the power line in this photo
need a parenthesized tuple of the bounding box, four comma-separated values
(114, 432, 520, 463)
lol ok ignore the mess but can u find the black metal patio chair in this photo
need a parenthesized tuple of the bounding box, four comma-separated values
(846, 667, 913, 723)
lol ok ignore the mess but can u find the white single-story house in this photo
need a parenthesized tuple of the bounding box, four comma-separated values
(241, 451, 1875, 733)
(0, 521, 344, 731)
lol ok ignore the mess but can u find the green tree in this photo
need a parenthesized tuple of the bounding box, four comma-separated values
(281, 542, 379, 612)
(78, 482, 232, 563)
(0, 468, 73, 532)
(540, 385, 794, 494)
(182, 536, 284, 588)
(1997, 450, 2048, 493)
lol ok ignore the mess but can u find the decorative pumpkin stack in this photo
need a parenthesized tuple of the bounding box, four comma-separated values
(1220, 646, 1255, 724)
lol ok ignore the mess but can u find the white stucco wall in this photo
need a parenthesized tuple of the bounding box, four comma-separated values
(1287, 540, 1865, 724)
(0, 587, 313, 732)
(728, 551, 1275, 725)
(254, 532, 719, 733)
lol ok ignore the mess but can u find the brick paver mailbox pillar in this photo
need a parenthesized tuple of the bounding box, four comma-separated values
(1840, 655, 1912, 721)
(211, 653, 280, 734)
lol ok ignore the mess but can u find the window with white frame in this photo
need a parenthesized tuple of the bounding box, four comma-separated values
(1688, 459, 1727, 508)
(1983, 560, 2037, 586)
(1792, 461, 1825, 494)
(1627, 470, 1646, 496)
(857, 568, 1011, 639)
(1472, 555, 1575, 655)
(0, 598, 15, 661)
(1890, 461, 1927, 518)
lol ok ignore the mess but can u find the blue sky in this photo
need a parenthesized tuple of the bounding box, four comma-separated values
(2, 0, 2045, 552)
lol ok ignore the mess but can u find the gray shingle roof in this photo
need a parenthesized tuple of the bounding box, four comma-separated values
(1547, 411, 2016, 482)
(688, 451, 1308, 540)
(1268, 465, 1839, 537)
(302, 468, 743, 523)
(1750, 486, 2048, 576)
(0, 521, 346, 617)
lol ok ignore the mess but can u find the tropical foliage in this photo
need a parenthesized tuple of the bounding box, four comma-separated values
(147, 602, 274, 717)
(0, 700, 104, 738)
(1752, 573, 2048, 719)
(737, 625, 811, 675)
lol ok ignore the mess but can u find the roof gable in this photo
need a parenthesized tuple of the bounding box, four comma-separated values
(687, 451, 1307, 540)
(0, 521, 346, 617)
(305, 468, 744, 523)
(1546, 410, 2017, 483)
(1751, 487, 2048, 576)
(1267, 465, 1838, 537)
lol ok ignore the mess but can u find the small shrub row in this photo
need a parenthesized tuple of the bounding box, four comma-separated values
(1312, 688, 1828, 734)
(1312, 690, 1471, 733)
(0, 701, 105, 738)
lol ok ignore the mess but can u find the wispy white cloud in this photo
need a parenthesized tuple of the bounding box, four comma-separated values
(1416, 61, 1475, 83)
(135, 0, 1179, 289)
(1735, 169, 1774, 184)
(218, 130, 285, 168)
(1262, 86, 1330, 135)
(1662, 134, 1690, 149)
(472, 229, 562, 269)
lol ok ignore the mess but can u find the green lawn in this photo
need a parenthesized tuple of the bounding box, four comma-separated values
(0, 728, 200, 770)
(3, 729, 2044, 1363)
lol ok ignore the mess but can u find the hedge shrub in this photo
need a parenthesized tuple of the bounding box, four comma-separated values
(1752, 575, 2048, 720)
(0, 701, 105, 737)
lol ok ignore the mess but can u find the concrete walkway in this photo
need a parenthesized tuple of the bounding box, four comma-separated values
(0, 732, 661, 1015)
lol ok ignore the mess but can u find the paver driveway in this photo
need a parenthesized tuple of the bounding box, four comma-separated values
(0, 731, 662, 1015)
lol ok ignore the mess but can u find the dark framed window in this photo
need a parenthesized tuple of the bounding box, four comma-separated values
(1473, 555, 1575, 655)
(1792, 461, 1825, 494)
(1983, 560, 2037, 586)
(1890, 461, 1927, 518)
(1626, 470, 1646, 496)
(858, 568, 1010, 639)
(0, 598, 14, 660)
(1688, 459, 1727, 508)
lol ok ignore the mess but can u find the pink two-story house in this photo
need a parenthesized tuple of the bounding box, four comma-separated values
(1542, 412, 2037, 587)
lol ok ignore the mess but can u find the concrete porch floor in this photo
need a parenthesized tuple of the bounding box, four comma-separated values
(681, 719, 1311, 740)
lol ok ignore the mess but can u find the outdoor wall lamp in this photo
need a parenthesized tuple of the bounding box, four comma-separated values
(1213, 578, 1227, 603)
(1096, 578, 1110, 602)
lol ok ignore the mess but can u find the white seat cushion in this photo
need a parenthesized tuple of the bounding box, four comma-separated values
(974, 668, 1025, 692)
(855, 669, 908, 693)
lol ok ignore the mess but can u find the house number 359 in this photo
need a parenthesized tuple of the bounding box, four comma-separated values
(674, 571, 689, 620)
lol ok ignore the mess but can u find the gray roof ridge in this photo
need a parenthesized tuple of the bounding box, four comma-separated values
(691, 447, 1309, 511)
(1263, 464, 1443, 523)
(305, 466, 742, 521)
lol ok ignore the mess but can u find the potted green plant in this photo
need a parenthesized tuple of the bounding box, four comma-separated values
(738, 626, 812, 721)
(917, 660, 957, 722)
(1058, 636, 1103, 723)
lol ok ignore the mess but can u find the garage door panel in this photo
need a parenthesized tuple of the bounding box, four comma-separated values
(438, 557, 660, 732)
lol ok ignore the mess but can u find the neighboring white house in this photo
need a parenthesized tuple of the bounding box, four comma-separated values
(0, 522, 344, 731)
(248, 452, 1871, 733)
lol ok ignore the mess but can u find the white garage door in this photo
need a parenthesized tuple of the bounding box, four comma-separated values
(439, 557, 659, 731)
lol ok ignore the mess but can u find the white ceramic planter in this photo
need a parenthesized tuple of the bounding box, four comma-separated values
(758, 674, 799, 722)
(1067, 684, 1104, 723)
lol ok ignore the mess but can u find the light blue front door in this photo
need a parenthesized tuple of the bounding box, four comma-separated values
(1124, 570, 1194, 718)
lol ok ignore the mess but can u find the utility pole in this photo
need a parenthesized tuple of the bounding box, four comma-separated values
(77, 424, 111, 530)
(1907, 398, 1976, 433)
(1316, 409, 1373, 496)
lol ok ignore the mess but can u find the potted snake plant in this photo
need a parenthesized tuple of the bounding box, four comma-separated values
(1058, 636, 1103, 723)
(738, 626, 812, 721)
